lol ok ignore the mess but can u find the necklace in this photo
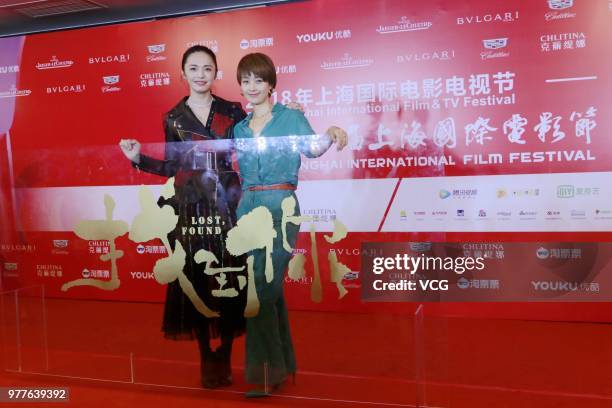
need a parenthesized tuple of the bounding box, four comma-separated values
(253, 110, 271, 119)
(187, 96, 213, 108)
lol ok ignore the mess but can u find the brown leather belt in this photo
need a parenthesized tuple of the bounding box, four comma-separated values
(248, 183, 296, 191)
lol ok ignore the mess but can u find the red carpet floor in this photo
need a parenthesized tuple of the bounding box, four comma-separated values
(2, 297, 612, 407)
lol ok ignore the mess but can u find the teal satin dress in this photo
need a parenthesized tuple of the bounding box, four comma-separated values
(234, 103, 316, 385)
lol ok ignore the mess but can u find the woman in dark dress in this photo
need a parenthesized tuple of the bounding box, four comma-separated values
(119, 45, 246, 388)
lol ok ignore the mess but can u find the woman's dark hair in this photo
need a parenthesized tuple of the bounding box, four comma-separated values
(181, 45, 218, 73)
(236, 53, 277, 89)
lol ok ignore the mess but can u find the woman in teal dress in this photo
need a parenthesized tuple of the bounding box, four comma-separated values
(233, 53, 347, 396)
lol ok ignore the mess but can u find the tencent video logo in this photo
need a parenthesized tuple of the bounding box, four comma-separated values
(439, 189, 451, 199)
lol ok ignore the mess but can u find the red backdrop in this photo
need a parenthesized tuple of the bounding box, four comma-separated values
(1, 0, 612, 321)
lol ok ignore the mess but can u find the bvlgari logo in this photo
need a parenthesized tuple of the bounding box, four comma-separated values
(89, 54, 130, 64)
(481, 38, 510, 60)
(46, 84, 86, 94)
(0, 85, 31, 98)
(376, 16, 432, 34)
(101, 75, 121, 93)
(457, 11, 519, 24)
(396, 49, 455, 63)
(146, 44, 167, 62)
(321, 53, 374, 70)
(546, 0, 576, 20)
(36, 56, 73, 70)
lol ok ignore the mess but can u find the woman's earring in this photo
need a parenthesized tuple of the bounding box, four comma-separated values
(269, 89, 274, 96)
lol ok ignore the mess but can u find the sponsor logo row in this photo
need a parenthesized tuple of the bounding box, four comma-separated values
(401, 208, 611, 221)
(436, 185, 603, 200)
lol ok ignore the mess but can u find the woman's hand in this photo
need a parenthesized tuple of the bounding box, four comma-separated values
(285, 101, 304, 112)
(325, 126, 348, 151)
(119, 139, 141, 163)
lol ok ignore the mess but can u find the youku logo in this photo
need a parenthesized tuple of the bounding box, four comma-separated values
(320, 53, 374, 70)
(457, 11, 519, 24)
(36, 56, 73, 70)
(146, 44, 167, 62)
(296, 29, 351, 43)
(531, 281, 583, 291)
(546, 0, 576, 21)
(376, 16, 432, 34)
(130, 271, 156, 280)
(101, 75, 121, 93)
(481, 38, 510, 60)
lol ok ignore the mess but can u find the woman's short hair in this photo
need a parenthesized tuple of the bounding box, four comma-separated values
(236, 53, 277, 88)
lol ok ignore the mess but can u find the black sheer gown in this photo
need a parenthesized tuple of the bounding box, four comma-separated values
(134, 95, 246, 387)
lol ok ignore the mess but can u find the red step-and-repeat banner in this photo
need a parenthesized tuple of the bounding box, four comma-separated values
(1, 0, 612, 321)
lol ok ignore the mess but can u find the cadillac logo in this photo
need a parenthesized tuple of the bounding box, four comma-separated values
(483, 38, 508, 49)
(103, 75, 119, 85)
(548, 0, 573, 9)
(147, 44, 166, 54)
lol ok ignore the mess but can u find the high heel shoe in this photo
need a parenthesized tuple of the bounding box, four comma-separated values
(244, 383, 280, 398)
(217, 359, 233, 387)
